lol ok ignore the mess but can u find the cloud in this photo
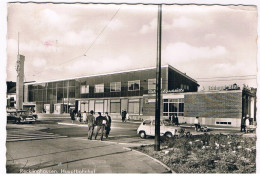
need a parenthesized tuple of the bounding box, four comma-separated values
(32, 58, 47, 67)
(65, 55, 132, 76)
(170, 16, 200, 28)
(163, 42, 227, 62)
(38, 8, 76, 32)
(139, 18, 157, 34)
(61, 30, 96, 46)
(101, 19, 123, 31)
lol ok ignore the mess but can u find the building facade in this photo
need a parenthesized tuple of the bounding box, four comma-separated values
(23, 65, 199, 115)
(143, 87, 256, 127)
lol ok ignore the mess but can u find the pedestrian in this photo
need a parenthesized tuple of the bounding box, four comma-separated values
(241, 116, 246, 132)
(121, 110, 126, 122)
(126, 112, 130, 121)
(77, 110, 82, 122)
(86, 110, 95, 140)
(169, 114, 173, 125)
(174, 115, 179, 126)
(82, 111, 87, 122)
(70, 109, 75, 124)
(245, 114, 250, 133)
(105, 112, 112, 138)
(194, 116, 199, 131)
(94, 112, 107, 141)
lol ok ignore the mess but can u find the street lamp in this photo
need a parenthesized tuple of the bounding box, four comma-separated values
(154, 4, 162, 151)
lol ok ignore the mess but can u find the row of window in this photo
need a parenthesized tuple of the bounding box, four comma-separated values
(163, 98, 184, 116)
(79, 98, 142, 114)
(80, 79, 158, 94)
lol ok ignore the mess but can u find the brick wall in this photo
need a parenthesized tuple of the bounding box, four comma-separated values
(184, 91, 242, 118)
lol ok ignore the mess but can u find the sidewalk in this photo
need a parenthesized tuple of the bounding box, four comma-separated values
(6, 137, 170, 173)
(37, 113, 142, 123)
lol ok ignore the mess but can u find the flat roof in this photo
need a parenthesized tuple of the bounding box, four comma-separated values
(24, 64, 198, 85)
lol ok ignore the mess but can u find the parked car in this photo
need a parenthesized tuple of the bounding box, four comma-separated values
(137, 118, 180, 138)
(7, 110, 37, 124)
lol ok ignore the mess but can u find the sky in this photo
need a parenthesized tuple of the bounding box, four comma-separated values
(6, 3, 258, 90)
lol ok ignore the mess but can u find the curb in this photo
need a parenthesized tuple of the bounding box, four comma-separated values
(130, 148, 174, 173)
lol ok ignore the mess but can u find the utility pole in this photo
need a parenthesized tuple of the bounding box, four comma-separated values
(154, 4, 162, 151)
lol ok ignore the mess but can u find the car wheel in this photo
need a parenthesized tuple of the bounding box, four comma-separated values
(139, 131, 146, 139)
(165, 132, 172, 138)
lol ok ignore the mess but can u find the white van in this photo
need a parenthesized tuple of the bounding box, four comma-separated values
(137, 119, 179, 138)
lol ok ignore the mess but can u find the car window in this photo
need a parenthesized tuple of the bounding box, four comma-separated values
(152, 120, 162, 126)
(143, 120, 151, 125)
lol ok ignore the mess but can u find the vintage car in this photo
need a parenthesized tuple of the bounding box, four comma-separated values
(7, 110, 37, 124)
(137, 118, 185, 138)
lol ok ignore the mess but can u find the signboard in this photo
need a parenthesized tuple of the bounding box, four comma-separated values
(148, 89, 184, 94)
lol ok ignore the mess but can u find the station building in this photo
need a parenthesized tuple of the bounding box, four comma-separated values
(143, 86, 256, 127)
(23, 64, 199, 115)
(23, 65, 256, 128)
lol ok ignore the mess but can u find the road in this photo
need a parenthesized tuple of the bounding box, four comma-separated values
(6, 116, 169, 173)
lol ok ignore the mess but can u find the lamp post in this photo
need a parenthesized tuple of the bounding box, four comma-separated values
(154, 4, 162, 151)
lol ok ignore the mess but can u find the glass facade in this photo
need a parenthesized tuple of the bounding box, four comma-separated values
(25, 66, 198, 114)
(163, 98, 184, 116)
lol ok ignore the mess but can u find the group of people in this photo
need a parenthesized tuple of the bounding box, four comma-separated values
(70, 109, 112, 140)
(169, 114, 179, 126)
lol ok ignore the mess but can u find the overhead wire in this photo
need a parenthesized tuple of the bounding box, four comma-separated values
(31, 6, 121, 77)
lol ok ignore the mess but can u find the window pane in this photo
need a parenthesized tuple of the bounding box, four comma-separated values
(95, 102, 104, 113)
(110, 82, 121, 92)
(129, 102, 139, 114)
(179, 103, 184, 112)
(95, 84, 104, 93)
(164, 103, 168, 112)
(128, 80, 140, 91)
(148, 79, 156, 90)
(111, 102, 120, 113)
(169, 103, 178, 112)
(80, 85, 85, 94)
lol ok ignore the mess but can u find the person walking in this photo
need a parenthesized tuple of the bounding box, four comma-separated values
(77, 110, 82, 122)
(70, 109, 75, 124)
(121, 110, 126, 122)
(241, 116, 246, 132)
(174, 115, 179, 126)
(94, 112, 107, 141)
(245, 114, 250, 133)
(194, 116, 199, 131)
(86, 110, 95, 140)
(105, 112, 112, 138)
(82, 111, 87, 123)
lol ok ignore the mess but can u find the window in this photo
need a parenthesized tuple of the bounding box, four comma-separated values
(163, 98, 184, 116)
(80, 101, 89, 112)
(143, 120, 151, 125)
(181, 84, 189, 91)
(148, 78, 162, 90)
(128, 80, 140, 91)
(110, 99, 120, 113)
(110, 82, 121, 92)
(216, 122, 232, 125)
(148, 79, 156, 90)
(95, 100, 104, 113)
(95, 84, 104, 93)
(80, 85, 89, 94)
(128, 99, 140, 114)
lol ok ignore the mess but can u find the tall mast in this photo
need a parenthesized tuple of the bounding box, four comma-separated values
(154, 4, 162, 151)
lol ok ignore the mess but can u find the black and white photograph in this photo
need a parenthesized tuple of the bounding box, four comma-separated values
(1, 0, 259, 174)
